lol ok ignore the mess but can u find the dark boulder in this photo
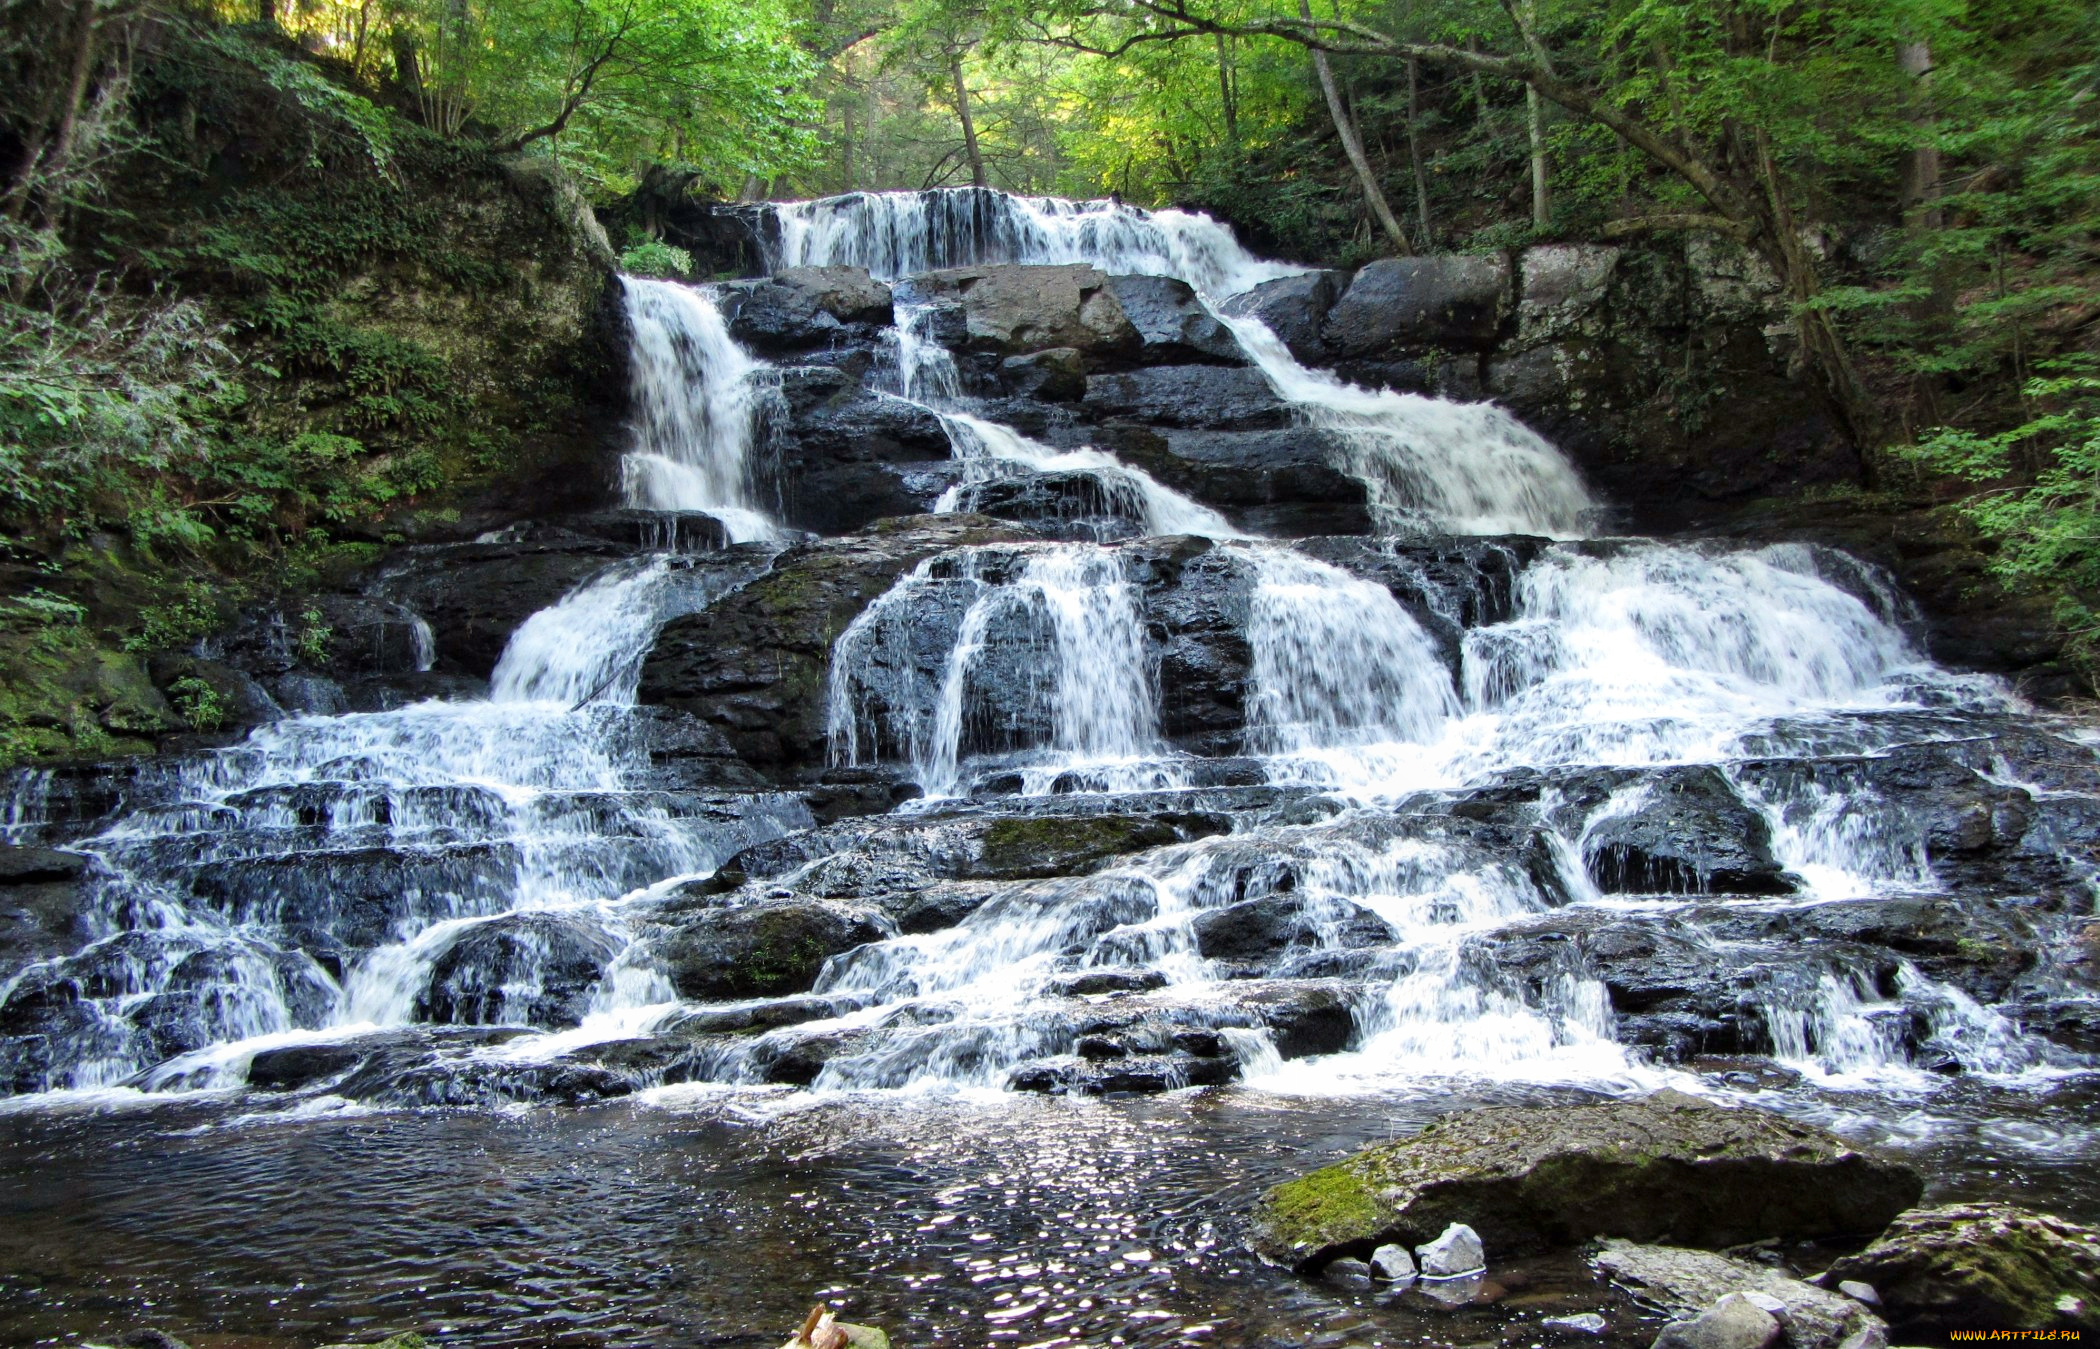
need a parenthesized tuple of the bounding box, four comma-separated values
(416, 912, 624, 1029)
(246, 1041, 365, 1091)
(1094, 427, 1372, 538)
(637, 518, 1027, 779)
(951, 471, 1152, 540)
(1191, 894, 1395, 969)
(1081, 365, 1288, 429)
(1543, 765, 1792, 896)
(0, 846, 93, 985)
(1001, 348, 1088, 400)
(1220, 270, 1347, 364)
(1096, 274, 1247, 365)
(1248, 1090, 1922, 1272)
(721, 266, 893, 354)
(1322, 255, 1512, 358)
(648, 895, 890, 1000)
(1824, 1202, 2100, 1337)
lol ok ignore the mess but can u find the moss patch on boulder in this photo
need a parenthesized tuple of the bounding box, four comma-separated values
(1826, 1202, 2100, 1336)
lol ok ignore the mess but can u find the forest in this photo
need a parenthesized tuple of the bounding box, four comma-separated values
(0, 0, 2097, 762)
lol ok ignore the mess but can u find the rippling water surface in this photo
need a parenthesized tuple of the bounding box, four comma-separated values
(5, 1078, 2097, 1347)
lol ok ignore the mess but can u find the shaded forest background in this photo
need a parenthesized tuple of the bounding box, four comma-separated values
(0, 0, 2096, 763)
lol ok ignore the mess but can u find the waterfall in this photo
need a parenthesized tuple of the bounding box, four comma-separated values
(620, 276, 785, 543)
(769, 188, 1302, 298)
(766, 187, 1594, 539)
(873, 294, 1240, 540)
(929, 408, 1241, 541)
(827, 543, 1163, 796)
(1242, 548, 1461, 755)
(489, 557, 680, 706)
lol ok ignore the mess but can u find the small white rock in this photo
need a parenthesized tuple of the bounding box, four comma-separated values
(1542, 1311, 1609, 1336)
(1837, 1280, 1881, 1307)
(1415, 1222, 1486, 1276)
(1369, 1243, 1416, 1282)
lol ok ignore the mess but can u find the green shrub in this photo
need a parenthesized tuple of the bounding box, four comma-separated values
(619, 239, 695, 279)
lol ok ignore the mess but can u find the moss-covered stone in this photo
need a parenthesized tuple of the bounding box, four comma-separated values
(971, 814, 1214, 878)
(1827, 1202, 2100, 1336)
(650, 897, 890, 1000)
(1247, 1090, 1921, 1273)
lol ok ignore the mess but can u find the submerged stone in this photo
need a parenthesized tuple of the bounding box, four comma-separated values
(1247, 1090, 1920, 1273)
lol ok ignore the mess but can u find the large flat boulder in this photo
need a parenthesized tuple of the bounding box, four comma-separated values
(1247, 1090, 1921, 1272)
(1824, 1202, 2100, 1337)
(921, 263, 1135, 356)
(722, 266, 893, 353)
(1321, 254, 1512, 358)
(1081, 365, 1288, 429)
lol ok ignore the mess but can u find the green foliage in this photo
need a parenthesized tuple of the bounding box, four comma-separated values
(620, 239, 696, 278)
(126, 582, 223, 656)
(1908, 372, 2100, 670)
(294, 606, 333, 665)
(166, 675, 230, 732)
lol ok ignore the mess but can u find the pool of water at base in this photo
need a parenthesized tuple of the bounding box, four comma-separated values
(2, 1077, 2097, 1349)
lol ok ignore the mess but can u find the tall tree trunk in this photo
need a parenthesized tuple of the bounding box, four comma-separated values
(1897, 41, 1942, 230)
(1744, 128, 1881, 470)
(1216, 33, 1239, 149)
(1406, 56, 1432, 248)
(950, 57, 987, 188)
(1301, 0, 1409, 254)
(4, 2, 101, 223)
(390, 30, 424, 110)
(1526, 84, 1551, 230)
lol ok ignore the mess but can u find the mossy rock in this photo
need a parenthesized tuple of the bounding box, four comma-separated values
(1248, 1089, 1921, 1273)
(652, 897, 889, 1000)
(969, 813, 1223, 879)
(1827, 1202, 2100, 1336)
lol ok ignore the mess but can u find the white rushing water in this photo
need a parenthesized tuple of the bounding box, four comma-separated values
(621, 276, 785, 543)
(770, 187, 1594, 539)
(6, 192, 2084, 1121)
(827, 542, 1167, 797)
(874, 295, 1240, 540)
(1242, 547, 1460, 755)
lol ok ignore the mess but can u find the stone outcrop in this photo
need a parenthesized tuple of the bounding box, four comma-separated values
(1247, 1091, 1921, 1272)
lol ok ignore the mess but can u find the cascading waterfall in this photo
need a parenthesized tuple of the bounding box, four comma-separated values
(769, 187, 1594, 539)
(3, 187, 2088, 1129)
(1241, 547, 1461, 755)
(874, 292, 1240, 540)
(620, 275, 786, 543)
(827, 543, 1165, 797)
(0, 277, 818, 1095)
